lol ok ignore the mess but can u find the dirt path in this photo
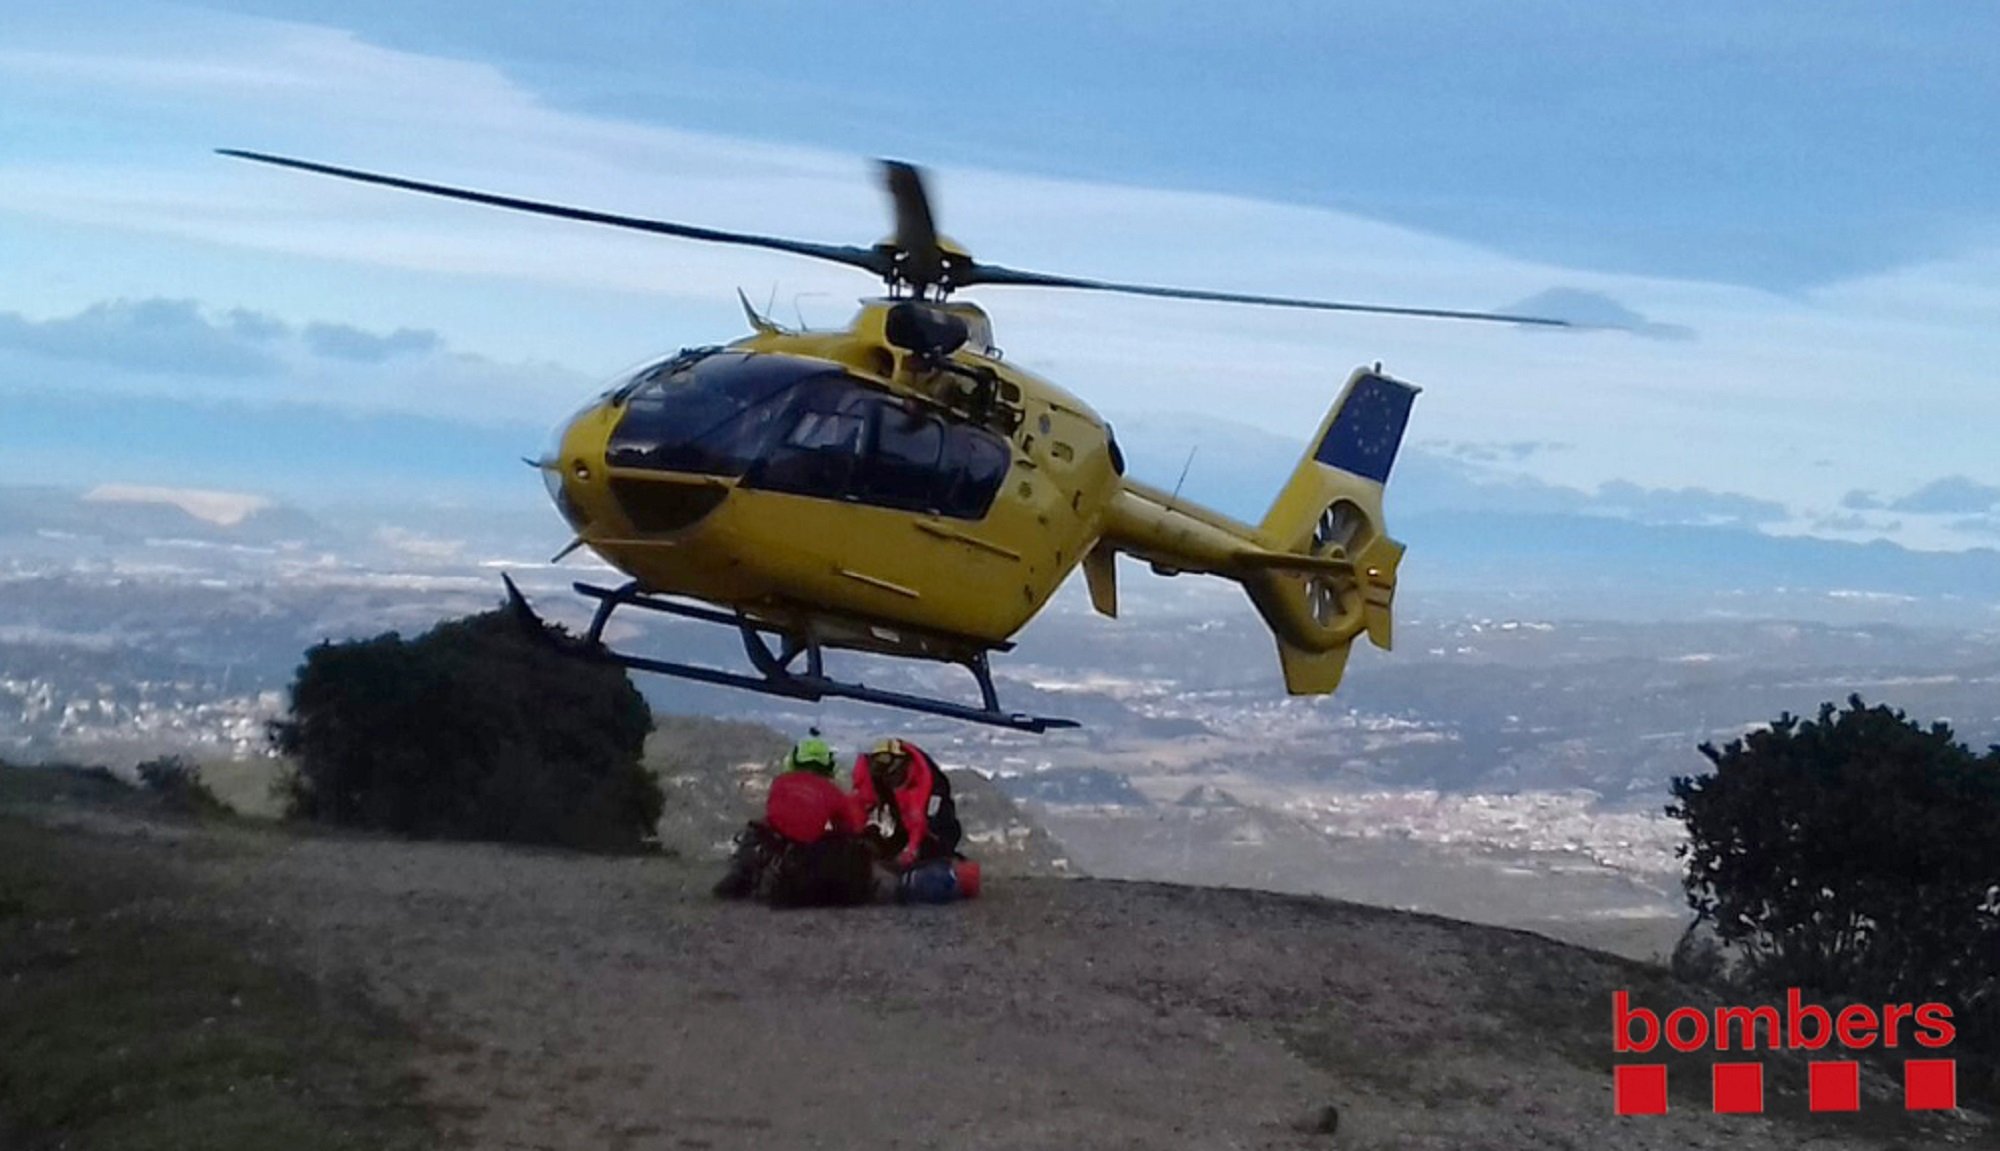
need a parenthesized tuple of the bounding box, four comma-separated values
(14, 796, 1988, 1150)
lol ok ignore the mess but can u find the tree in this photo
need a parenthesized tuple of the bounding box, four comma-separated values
(271, 609, 661, 851)
(1668, 695, 2000, 1052)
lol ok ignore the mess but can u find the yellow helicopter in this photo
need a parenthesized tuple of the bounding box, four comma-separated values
(220, 150, 1564, 731)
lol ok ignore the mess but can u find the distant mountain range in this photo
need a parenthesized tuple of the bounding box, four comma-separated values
(0, 484, 326, 547)
(1403, 509, 2000, 616)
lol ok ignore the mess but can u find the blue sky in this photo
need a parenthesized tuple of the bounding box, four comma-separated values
(99, 0, 2000, 290)
(3, 2, 1999, 548)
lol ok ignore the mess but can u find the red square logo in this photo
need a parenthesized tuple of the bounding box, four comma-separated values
(1713, 1062, 1764, 1114)
(1615, 1064, 1667, 1115)
(1809, 1061, 1860, 1112)
(1906, 1059, 1957, 1111)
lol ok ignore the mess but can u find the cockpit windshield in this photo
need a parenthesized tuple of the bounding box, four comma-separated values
(606, 352, 841, 478)
(604, 350, 1014, 522)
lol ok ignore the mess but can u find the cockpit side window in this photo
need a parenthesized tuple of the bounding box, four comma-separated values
(747, 378, 869, 497)
(788, 410, 866, 453)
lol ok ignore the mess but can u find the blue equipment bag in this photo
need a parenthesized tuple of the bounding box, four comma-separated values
(896, 858, 960, 904)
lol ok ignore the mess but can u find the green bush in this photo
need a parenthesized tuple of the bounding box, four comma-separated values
(270, 609, 660, 851)
(1669, 695, 2000, 1059)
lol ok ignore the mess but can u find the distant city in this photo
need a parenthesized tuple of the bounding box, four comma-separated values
(5, 476, 1998, 960)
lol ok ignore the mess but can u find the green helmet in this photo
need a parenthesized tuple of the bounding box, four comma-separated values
(787, 732, 836, 777)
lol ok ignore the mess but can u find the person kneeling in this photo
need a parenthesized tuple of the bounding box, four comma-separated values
(853, 738, 981, 904)
(714, 732, 877, 907)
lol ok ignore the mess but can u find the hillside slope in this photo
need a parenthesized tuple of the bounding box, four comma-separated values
(2, 772, 1984, 1150)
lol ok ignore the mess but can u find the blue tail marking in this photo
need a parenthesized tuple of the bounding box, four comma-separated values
(1312, 374, 1416, 485)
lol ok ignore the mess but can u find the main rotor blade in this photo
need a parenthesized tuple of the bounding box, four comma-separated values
(882, 160, 945, 286)
(217, 149, 891, 278)
(963, 262, 1570, 326)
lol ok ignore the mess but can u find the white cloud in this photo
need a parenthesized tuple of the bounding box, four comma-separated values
(1, 6, 1997, 550)
(0, 297, 590, 426)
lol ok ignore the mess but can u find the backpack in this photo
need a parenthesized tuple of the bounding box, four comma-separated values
(922, 766, 963, 860)
(767, 835, 878, 908)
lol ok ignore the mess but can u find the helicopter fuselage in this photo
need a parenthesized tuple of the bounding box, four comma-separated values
(544, 299, 1119, 661)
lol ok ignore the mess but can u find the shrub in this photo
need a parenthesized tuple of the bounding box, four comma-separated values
(135, 754, 225, 815)
(1668, 695, 2000, 1059)
(270, 609, 660, 851)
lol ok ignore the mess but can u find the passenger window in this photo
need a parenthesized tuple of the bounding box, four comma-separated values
(858, 402, 944, 511)
(743, 377, 1009, 520)
(938, 426, 1010, 519)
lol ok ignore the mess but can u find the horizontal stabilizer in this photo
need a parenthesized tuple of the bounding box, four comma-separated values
(1231, 550, 1355, 575)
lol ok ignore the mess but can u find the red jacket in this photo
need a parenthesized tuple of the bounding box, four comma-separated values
(765, 771, 864, 845)
(851, 744, 939, 865)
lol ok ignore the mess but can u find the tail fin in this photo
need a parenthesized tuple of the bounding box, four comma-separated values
(1244, 367, 1417, 694)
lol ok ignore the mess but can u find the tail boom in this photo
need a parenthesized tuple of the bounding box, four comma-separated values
(1097, 366, 1417, 696)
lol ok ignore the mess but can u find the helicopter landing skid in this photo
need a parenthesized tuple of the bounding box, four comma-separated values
(502, 576, 1077, 734)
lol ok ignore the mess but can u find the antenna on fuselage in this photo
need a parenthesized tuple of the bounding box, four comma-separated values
(1168, 446, 1199, 511)
(737, 288, 779, 335)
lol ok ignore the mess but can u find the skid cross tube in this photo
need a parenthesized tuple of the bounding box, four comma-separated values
(509, 577, 1075, 732)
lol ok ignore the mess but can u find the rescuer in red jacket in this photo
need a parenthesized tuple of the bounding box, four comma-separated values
(764, 732, 865, 845)
(714, 730, 872, 903)
(852, 738, 964, 870)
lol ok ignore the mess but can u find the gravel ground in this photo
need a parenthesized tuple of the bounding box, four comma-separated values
(12, 797, 1988, 1150)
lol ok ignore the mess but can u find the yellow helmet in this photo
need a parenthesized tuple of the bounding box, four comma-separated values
(868, 738, 913, 786)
